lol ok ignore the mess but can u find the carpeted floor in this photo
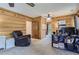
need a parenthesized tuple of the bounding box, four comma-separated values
(0, 38, 78, 55)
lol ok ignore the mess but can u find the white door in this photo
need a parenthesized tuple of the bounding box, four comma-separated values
(26, 21, 32, 36)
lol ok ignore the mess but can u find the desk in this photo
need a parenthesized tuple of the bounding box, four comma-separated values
(0, 36, 15, 51)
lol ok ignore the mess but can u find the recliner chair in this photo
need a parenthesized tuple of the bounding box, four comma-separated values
(12, 31, 31, 46)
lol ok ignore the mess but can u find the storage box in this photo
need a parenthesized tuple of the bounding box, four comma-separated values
(53, 43, 59, 48)
(58, 43, 65, 49)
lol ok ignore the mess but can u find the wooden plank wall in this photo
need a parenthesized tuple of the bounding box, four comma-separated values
(0, 8, 32, 38)
(40, 17, 47, 39)
(51, 15, 75, 32)
(32, 16, 47, 39)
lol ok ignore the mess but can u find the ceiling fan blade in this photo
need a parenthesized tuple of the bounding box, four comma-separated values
(26, 3, 35, 7)
(8, 3, 14, 7)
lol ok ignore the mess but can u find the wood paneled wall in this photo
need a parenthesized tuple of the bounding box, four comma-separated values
(51, 15, 75, 32)
(32, 16, 47, 39)
(40, 17, 47, 39)
(0, 8, 32, 38)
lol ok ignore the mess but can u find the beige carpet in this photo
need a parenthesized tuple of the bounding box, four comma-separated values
(0, 39, 78, 55)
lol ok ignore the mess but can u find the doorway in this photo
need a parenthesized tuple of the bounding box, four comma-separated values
(26, 21, 32, 36)
(46, 23, 52, 35)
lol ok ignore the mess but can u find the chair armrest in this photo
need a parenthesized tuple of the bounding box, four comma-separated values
(24, 34, 31, 38)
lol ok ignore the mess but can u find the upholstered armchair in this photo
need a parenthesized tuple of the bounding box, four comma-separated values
(12, 31, 31, 46)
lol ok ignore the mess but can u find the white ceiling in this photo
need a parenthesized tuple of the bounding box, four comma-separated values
(0, 3, 78, 17)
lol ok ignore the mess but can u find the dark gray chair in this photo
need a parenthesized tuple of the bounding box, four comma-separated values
(12, 31, 31, 46)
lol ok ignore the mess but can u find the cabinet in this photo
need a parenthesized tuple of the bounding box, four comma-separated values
(0, 36, 15, 50)
(6, 38, 15, 49)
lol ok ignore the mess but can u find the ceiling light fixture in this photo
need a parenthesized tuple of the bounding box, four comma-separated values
(46, 14, 51, 22)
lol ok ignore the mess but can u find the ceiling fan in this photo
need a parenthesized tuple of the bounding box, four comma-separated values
(8, 3, 35, 7)
(42, 14, 52, 18)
